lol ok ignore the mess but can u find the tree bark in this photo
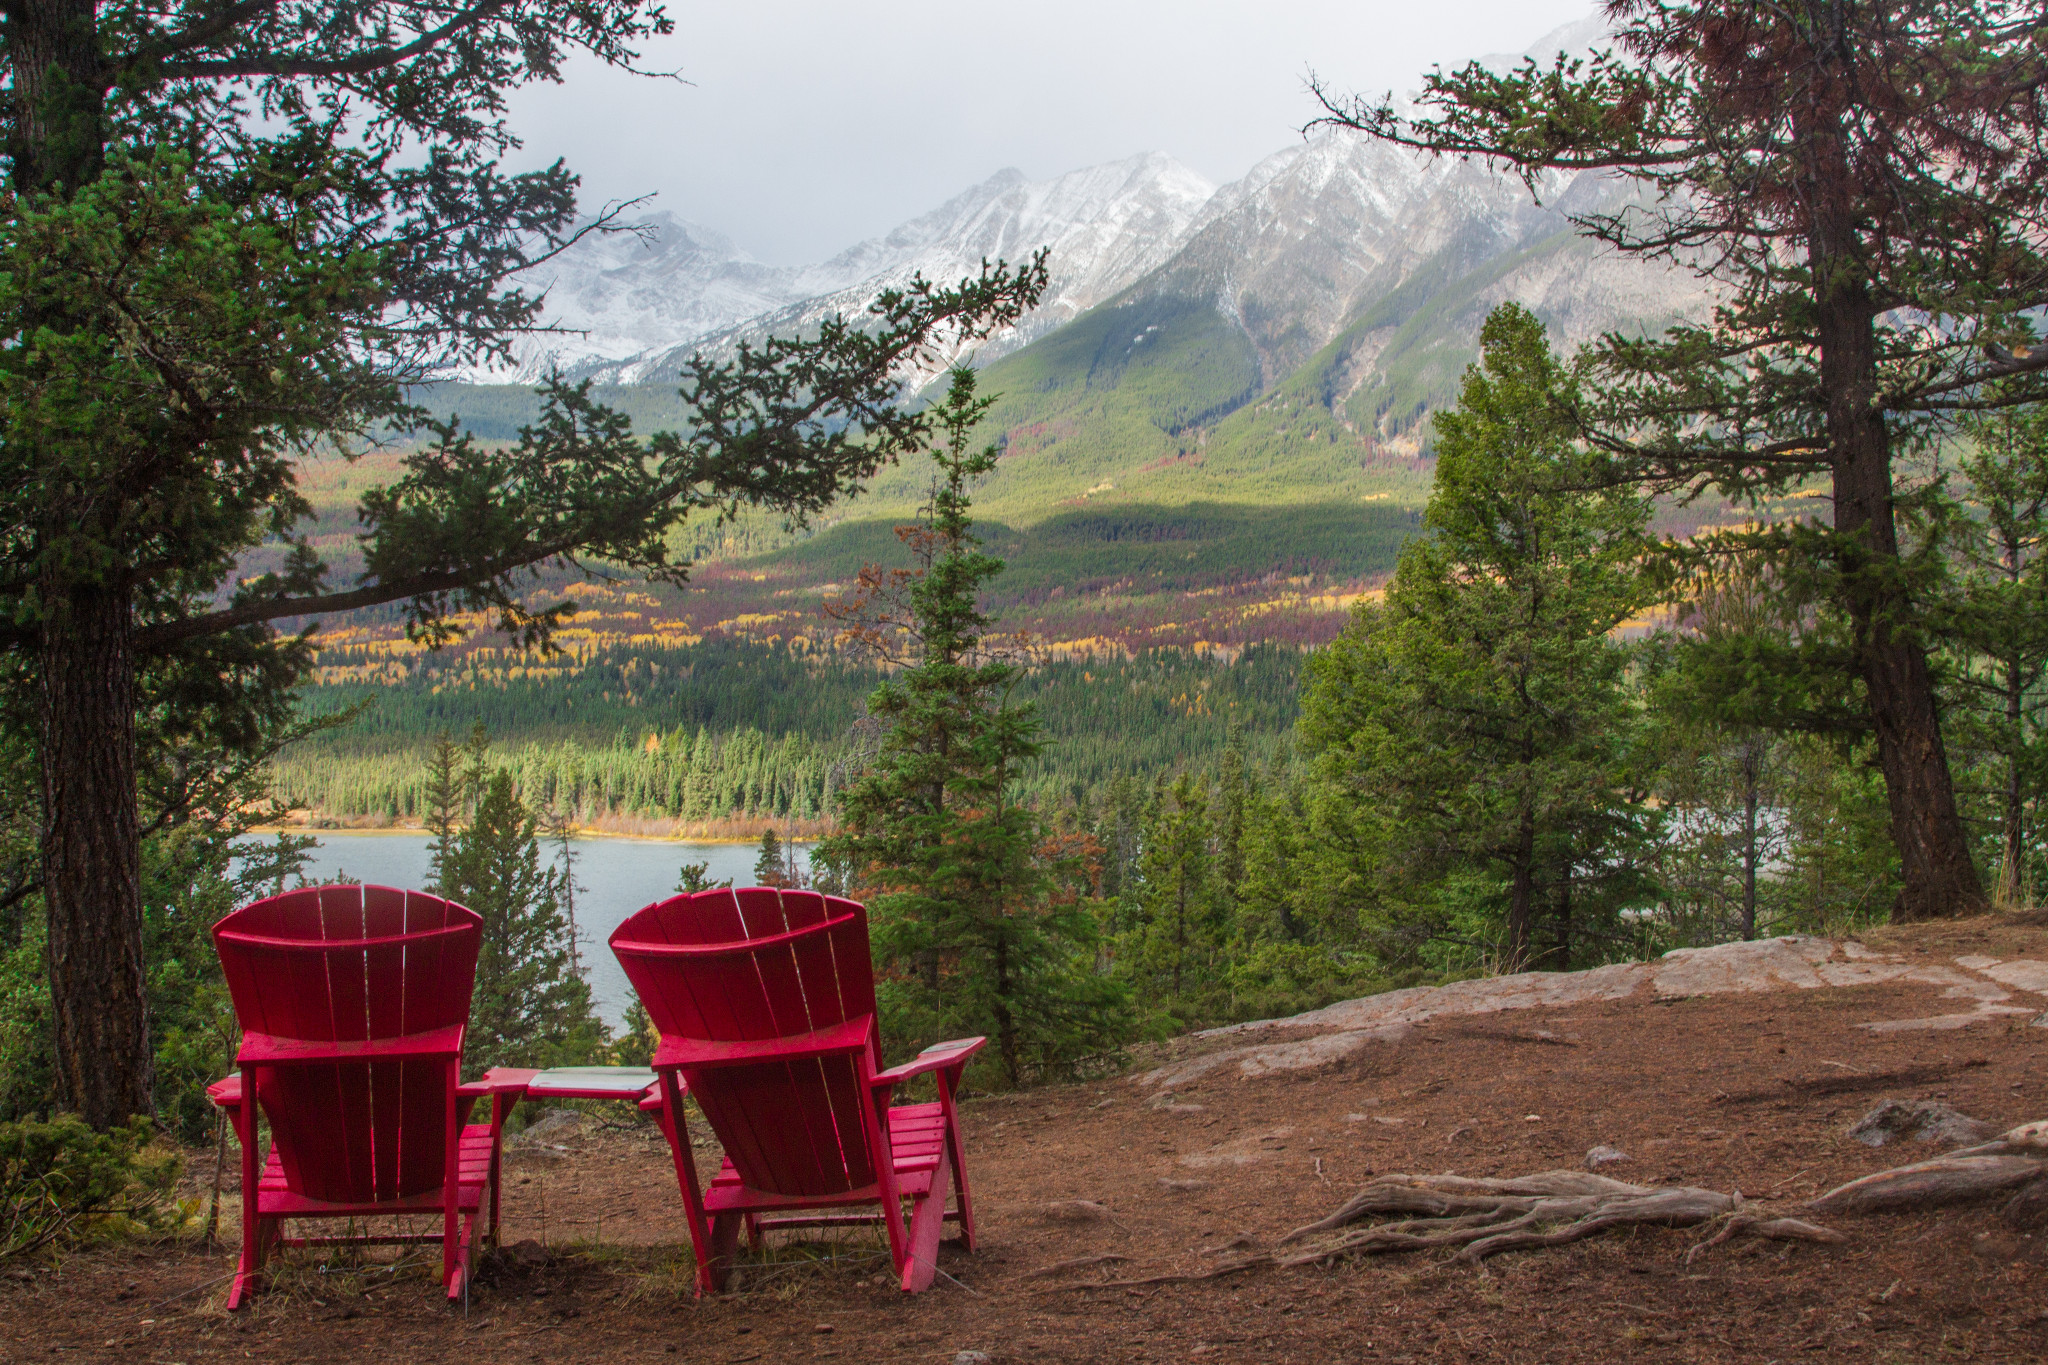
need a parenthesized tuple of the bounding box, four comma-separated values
(7, 0, 108, 195)
(38, 581, 151, 1127)
(1740, 736, 1761, 940)
(1505, 796, 1536, 970)
(15, 0, 150, 1124)
(1807, 104, 1985, 922)
(2003, 645, 2025, 907)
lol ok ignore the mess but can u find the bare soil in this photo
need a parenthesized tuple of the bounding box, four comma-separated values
(7, 917, 2048, 1364)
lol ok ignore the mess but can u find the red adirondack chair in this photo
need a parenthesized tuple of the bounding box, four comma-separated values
(610, 887, 985, 1293)
(208, 884, 529, 1309)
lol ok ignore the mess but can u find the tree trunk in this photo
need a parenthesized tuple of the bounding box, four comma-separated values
(2002, 650, 2025, 907)
(17, 0, 141, 1125)
(39, 582, 152, 1127)
(1740, 735, 1761, 940)
(1548, 866, 1573, 971)
(1826, 359, 1984, 919)
(1505, 797, 1537, 970)
(993, 933, 1017, 1088)
(1808, 110, 1985, 922)
(7, 0, 108, 196)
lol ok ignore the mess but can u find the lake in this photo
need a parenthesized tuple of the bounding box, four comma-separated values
(256, 832, 811, 1028)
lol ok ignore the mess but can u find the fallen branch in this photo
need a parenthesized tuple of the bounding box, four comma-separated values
(1033, 1258, 1270, 1291)
(1022, 1253, 1132, 1279)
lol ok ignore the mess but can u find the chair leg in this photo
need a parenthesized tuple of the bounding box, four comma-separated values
(945, 1129, 976, 1250)
(898, 1147, 953, 1293)
(226, 1075, 265, 1311)
(226, 1216, 273, 1311)
(938, 1076, 976, 1250)
(656, 1072, 723, 1297)
(703, 1212, 744, 1293)
(442, 1061, 460, 1293)
(449, 1200, 481, 1303)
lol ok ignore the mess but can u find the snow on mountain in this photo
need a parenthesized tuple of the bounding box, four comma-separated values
(474, 213, 810, 382)
(472, 152, 1217, 385)
(465, 8, 1699, 415)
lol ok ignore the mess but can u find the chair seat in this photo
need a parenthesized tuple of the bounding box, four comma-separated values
(704, 1102, 948, 1214)
(254, 1124, 496, 1218)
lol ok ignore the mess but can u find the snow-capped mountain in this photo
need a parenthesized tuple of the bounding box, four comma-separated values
(472, 6, 1706, 436)
(480, 152, 1217, 384)
(496, 214, 812, 378)
(1121, 130, 1706, 391)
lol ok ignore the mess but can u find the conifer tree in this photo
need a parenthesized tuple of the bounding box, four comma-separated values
(817, 369, 1133, 1086)
(1300, 305, 1653, 969)
(423, 734, 465, 896)
(1940, 407, 2048, 903)
(1131, 773, 1221, 1006)
(753, 829, 787, 888)
(1211, 722, 1252, 911)
(677, 861, 732, 895)
(442, 769, 606, 1074)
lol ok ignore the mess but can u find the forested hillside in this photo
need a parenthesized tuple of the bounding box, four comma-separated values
(278, 639, 1307, 829)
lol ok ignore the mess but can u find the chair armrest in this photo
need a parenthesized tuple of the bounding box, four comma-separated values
(871, 1037, 986, 1089)
(458, 1068, 537, 1134)
(206, 1075, 242, 1110)
(458, 1068, 539, 1099)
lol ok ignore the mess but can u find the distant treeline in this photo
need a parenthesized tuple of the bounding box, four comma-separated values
(275, 641, 1306, 823)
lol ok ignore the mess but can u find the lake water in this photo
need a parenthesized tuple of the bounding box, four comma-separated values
(257, 832, 810, 1029)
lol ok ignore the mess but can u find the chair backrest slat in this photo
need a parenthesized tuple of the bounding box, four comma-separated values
(611, 888, 883, 1197)
(213, 885, 481, 1205)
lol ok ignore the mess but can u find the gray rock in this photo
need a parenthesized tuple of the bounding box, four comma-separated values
(954, 1354, 993, 1365)
(1584, 1144, 1631, 1170)
(1849, 1099, 2001, 1148)
(512, 1108, 584, 1148)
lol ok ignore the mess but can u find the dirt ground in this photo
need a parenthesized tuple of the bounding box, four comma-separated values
(7, 917, 2048, 1364)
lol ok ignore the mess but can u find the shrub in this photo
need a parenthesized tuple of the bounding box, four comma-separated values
(0, 1116, 178, 1259)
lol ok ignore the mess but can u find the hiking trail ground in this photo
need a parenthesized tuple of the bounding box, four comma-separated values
(7, 914, 2048, 1363)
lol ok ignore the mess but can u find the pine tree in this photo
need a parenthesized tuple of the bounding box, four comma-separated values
(442, 770, 606, 1075)
(1131, 773, 1220, 1006)
(677, 860, 733, 895)
(1643, 562, 1827, 945)
(423, 734, 465, 897)
(816, 368, 1134, 1086)
(1211, 722, 1252, 911)
(1939, 406, 2048, 905)
(537, 805, 583, 976)
(1300, 305, 1654, 970)
(753, 829, 787, 888)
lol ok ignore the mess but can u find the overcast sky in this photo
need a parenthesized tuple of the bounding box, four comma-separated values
(501, 1, 1597, 264)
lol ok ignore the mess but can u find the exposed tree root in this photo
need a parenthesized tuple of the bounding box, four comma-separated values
(1276, 1171, 1842, 1266)
(1801, 1120, 2048, 1217)
(1807, 1155, 2045, 1214)
(1242, 1121, 2048, 1277)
